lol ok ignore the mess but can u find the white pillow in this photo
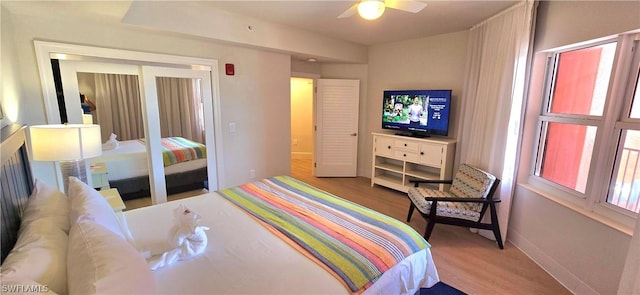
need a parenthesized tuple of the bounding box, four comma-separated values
(21, 179, 69, 234)
(67, 177, 125, 239)
(67, 220, 156, 295)
(0, 219, 68, 295)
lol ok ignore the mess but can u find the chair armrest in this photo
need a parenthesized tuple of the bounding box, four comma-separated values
(409, 179, 453, 187)
(424, 196, 502, 204)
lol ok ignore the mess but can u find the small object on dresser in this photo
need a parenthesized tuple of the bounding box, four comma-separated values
(90, 162, 110, 190)
(98, 188, 126, 212)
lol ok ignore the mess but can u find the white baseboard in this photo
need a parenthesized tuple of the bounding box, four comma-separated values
(291, 152, 312, 159)
(508, 230, 599, 295)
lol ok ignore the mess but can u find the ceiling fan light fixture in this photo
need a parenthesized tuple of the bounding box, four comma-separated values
(358, 0, 385, 20)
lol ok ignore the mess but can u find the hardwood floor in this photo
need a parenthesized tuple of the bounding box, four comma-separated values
(291, 158, 570, 295)
(125, 159, 570, 294)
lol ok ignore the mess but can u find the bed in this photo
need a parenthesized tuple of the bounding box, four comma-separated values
(90, 137, 208, 200)
(0, 124, 440, 294)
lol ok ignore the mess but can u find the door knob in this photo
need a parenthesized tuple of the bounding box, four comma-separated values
(350, 133, 357, 136)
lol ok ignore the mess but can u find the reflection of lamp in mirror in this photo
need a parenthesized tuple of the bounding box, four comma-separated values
(30, 124, 102, 194)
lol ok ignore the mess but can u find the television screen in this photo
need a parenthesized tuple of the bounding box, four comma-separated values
(381, 89, 452, 137)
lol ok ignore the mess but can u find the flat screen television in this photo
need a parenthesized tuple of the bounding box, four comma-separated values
(381, 89, 452, 137)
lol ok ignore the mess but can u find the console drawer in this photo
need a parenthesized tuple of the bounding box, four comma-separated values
(374, 136, 394, 157)
(394, 140, 419, 152)
(394, 150, 419, 162)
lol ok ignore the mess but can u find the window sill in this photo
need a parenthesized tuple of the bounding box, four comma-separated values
(518, 183, 634, 236)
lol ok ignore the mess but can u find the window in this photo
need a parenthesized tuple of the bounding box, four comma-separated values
(609, 130, 640, 212)
(533, 32, 640, 224)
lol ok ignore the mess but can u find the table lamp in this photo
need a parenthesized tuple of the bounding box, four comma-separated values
(30, 124, 102, 194)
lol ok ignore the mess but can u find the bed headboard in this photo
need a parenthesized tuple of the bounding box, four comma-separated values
(0, 124, 33, 263)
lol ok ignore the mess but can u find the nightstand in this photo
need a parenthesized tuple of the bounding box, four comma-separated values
(98, 188, 126, 212)
(91, 162, 110, 190)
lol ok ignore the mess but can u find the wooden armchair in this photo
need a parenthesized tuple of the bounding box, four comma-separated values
(406, 164, 503, 249)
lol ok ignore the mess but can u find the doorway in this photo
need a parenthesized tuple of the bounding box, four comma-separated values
(290, 76, 361, 178)
(290, 77, 314, 178)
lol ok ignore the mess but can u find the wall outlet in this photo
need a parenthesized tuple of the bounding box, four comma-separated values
(249, 169, 256, 179)
(292, 138, 298, 145)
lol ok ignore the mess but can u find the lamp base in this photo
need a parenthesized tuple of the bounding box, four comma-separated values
(60, 160, 88, 195)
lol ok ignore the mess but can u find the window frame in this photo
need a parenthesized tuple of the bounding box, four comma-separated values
(529, 32, 640, 230)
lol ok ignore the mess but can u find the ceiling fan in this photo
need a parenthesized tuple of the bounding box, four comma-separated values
(338, 0, 427, 20)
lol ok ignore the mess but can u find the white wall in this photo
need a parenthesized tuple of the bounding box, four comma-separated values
(510, 1, 640, 294)
(1, 8, 27, 125)
(1, 8, 59, 186)
(2, 6, 291, 188)
(362, 31, 469, 177)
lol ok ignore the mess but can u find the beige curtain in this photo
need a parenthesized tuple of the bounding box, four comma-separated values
(94, 74, 144, 141)
(456, 0, 538, 242)
(156, 77, 205, 143)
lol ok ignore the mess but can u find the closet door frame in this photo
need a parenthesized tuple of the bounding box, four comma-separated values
(34, 41, 225, 198)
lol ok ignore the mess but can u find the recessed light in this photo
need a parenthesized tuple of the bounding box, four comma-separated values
(306, 58, 317, 63)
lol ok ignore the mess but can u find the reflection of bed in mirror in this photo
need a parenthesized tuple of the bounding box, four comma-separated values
(73, 72, 209, 201)
(90, 137, 207, 200)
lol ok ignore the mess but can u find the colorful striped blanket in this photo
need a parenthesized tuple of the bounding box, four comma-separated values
(139, 137, 206, 166)
(217, 176, 429, 293)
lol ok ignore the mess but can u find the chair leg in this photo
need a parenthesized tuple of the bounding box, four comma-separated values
(494, 230, 504, 249)
(424, 219, 436, 240)
(490, 203, 504, 249)
(407, 203, 415, 222)
(424, 200, 438, 240)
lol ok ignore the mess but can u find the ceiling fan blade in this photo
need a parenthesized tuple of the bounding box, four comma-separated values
(385, 0, 427, 13)
(337, 3, 359, 18)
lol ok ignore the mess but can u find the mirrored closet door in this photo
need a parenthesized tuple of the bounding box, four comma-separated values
(44, 51, 220, 205)
(58, 61, 153, 198)
(141, 66, 216, 203)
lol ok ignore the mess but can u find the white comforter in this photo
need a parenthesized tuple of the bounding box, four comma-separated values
(123, 193, 439, 294)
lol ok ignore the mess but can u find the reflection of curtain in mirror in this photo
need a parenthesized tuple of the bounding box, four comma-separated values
(94, 74, 144, 141)
(156, 77, 205, 143)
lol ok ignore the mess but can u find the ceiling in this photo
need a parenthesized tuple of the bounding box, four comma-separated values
(195, 1, 519, 46)
(3, 0, 519, 45)
(3, 0, 519, 60)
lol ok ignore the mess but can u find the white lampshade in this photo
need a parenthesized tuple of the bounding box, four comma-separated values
(358, 0, 385, 20)
(30, 124, 102, 161)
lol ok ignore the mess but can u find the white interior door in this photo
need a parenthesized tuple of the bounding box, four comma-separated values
(314, 79, 360, 177)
